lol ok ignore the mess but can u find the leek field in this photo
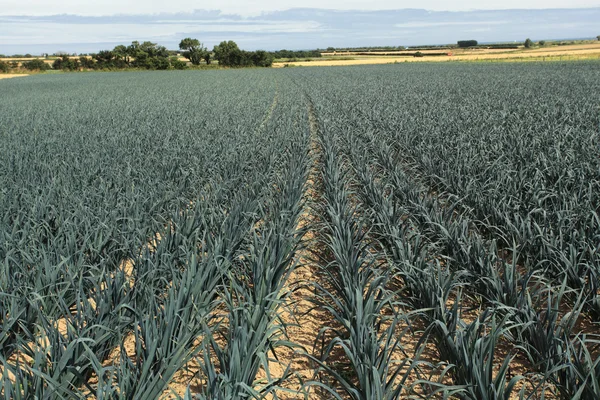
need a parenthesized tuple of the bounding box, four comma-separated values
(1, 62, 599, 399)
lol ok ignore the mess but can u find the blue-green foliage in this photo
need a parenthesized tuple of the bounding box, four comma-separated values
(0, 70, 309, 398)
(283, 61, 600, 399)
(1, 61, 600, 399)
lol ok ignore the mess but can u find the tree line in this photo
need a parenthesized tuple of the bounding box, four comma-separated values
(183, 39, 274, 67)
(270, 49, 322, 59)
(0, 39, 277, 72)
(51, 41, 188, 71)
(3, 36, 598, 73)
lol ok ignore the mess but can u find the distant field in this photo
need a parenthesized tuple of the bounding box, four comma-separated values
(0, 74, 28, 79)
(275, 42, 600, 67)
(3, 42, 600, 70)
(0, 56, 76, 67)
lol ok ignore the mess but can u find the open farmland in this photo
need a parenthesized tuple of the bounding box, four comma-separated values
(273, 42, 600, 67)
(1, 62, 600, 399)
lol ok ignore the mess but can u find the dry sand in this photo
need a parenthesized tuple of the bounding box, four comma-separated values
(0, 74, 28, 79)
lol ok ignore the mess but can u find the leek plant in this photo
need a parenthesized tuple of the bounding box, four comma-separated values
(304, 123, 444, 399)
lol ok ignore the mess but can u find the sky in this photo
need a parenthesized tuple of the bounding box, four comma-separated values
(2, 0, 599, 16)
(0, 1, 598, 54)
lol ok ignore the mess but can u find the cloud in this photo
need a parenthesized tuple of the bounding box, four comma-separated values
(0, 7, 598, 54)
(1, 20, 322, 44)
(2, 0, 600, 16)
(394, 21, 509, 29)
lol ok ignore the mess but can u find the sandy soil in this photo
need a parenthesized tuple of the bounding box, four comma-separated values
(0, 74, 28, 79)
(267, 101, 334, 399)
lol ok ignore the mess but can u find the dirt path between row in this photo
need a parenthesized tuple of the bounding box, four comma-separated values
(269, 100, 337, 399)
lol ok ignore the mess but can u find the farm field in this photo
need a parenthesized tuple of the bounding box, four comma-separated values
(1, 62, 600, 399)
(274, 42, 600, 67)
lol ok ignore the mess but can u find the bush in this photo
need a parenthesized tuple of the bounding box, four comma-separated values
(53, 55, 79, 71)
(22, 59, 50, 71)
(414, 51, 424, 58)
(524, 38, 533, 48)
(0, 60, 9, 73)
(539, 40, 546, 46)
(94, 50, 115, 68)
(147, 57, 170, 70)
(170, 57, 188, 70)
(79, 56, 95, 69)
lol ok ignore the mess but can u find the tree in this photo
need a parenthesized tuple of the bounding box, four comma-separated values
(212, 41, 274, 68)
(113, 45, 129, 64)
(539, 40, 546, 46)
(179, 38, 206, 65)
(597, 35, 600, 41)
(138, 41, 168, 58)
(524, 38, 533, 48)
(457, 40, 478, 48)
(94, 50, 115, 68)
(127, 41, 140, 60)
(250, 50, 274, 67)
(127, 41, 170, 69)
(213, 41, 242, 67)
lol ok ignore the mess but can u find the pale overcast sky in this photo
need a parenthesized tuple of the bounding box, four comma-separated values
(0, 2, 598, 54)
(1, 0, 599, 16)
